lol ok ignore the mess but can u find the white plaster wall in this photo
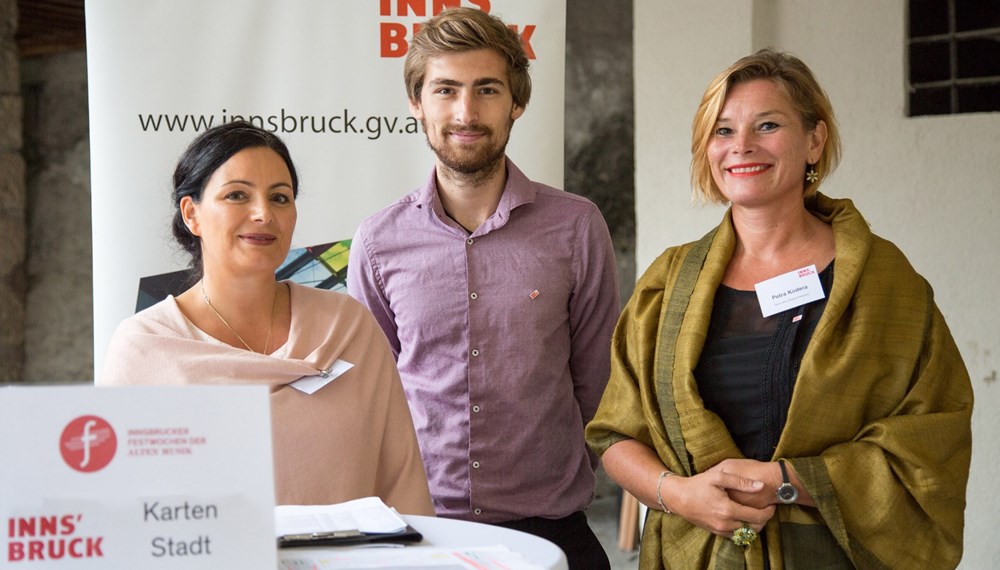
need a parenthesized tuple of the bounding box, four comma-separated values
(636, 1, 999, 567)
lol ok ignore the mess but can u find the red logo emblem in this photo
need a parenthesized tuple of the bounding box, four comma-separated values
(60, 415, 117, 473)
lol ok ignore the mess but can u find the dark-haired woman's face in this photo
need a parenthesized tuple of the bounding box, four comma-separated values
(180, 147, 296, 278)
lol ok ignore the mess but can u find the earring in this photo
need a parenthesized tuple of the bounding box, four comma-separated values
(805, 165, 819, 184)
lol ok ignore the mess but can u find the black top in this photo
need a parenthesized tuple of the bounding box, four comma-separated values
(694, 263, 835, 460)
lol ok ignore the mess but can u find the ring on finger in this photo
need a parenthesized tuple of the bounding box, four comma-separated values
(731, 522, 757, 547)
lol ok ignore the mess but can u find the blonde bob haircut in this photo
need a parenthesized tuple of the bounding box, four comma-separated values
(404, 7, 531, 109)
(690, 49, 842, 204)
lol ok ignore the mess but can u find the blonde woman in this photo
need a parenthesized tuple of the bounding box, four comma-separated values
(587, 50, 972, 569)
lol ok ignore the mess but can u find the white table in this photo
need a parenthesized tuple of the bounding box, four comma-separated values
(276, 514, 568, 570)
(404, 514, 568, 569)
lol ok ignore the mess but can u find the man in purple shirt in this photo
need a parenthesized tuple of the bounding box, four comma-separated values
(347, 8, 618, 568)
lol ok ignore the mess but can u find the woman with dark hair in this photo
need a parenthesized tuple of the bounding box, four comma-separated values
(101, 122, 434, 515)
(168, 121, 300, 281)
(586, 50, 972, 568)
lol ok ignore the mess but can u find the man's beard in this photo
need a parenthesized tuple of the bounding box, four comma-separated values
(424, 121, 510, 176)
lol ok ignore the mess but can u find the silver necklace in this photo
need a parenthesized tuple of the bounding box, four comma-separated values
(201, 281, 278, 354)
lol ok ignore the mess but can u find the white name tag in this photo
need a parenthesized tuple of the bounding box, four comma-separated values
(289, 359, 354, 395)
(754, 265, 826, 318)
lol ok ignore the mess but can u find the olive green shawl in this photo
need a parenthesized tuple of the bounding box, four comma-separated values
(587, 194, 972, 569)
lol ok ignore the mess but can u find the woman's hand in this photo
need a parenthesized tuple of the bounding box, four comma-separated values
(707, 458, 815, 508)
(664, 470, 775, 536)
(602, 440, 775, 537)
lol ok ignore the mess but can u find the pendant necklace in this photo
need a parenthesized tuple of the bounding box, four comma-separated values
(201, 281, 278, 354)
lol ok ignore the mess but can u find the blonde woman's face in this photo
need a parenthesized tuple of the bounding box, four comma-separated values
(707, 80, 826, 208)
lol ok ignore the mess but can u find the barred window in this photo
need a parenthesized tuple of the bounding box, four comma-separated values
(907, 0, 1000, 116)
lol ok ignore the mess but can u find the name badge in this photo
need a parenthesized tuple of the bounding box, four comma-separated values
(754, 265, 825, 318)
(289, 359, 354, 395)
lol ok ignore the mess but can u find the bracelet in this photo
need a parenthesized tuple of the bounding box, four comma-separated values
(655, 470, 674, 513)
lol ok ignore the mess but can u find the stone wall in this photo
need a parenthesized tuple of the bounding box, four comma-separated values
(21, 51, 92, 382)
(0, 0, 26, 382)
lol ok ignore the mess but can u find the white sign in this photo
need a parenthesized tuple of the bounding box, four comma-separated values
(754, 264, 826, 318)
(1, 385, 276, 569)
(85, 0, 567, 378)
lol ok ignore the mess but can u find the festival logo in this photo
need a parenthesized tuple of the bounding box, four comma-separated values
(59, 416, 117, 473)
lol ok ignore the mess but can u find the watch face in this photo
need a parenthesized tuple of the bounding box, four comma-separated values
(777, 483, 798, 503)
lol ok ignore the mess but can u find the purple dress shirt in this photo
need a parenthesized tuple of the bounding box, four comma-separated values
(347, 159, 619, 523)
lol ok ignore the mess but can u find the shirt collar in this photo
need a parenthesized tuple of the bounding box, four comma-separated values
(416, 157, 537, 234)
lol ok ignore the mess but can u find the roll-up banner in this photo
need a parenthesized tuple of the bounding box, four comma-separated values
(86, 1, 566, 377)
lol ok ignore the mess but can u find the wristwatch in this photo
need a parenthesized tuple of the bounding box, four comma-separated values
(776, 460, 799, 504)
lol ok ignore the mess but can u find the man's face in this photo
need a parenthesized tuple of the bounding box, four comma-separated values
(409, 48, 525, 176)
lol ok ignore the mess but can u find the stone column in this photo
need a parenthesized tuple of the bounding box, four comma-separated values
(0, 0, 26, 382)
(565, 0, 635, 306)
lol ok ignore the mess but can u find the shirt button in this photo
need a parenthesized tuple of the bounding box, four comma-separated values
(467, 238, 474, 245)
(471, 349, 480, 357)
(472, 461, 480, 469)
(472, 405, 481, 413)
(474, 508, 482, 516)
(470, 292, 478, 300)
